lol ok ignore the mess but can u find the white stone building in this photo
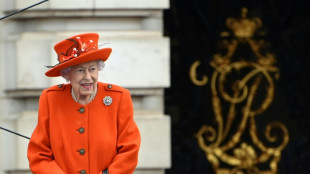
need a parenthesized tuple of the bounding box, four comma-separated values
(0, 1, 171, 174)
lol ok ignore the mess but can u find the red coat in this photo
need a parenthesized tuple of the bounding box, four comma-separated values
(28, 82, 141, 174)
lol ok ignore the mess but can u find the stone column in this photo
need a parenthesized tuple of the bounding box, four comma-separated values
(0, 1, 171, 174)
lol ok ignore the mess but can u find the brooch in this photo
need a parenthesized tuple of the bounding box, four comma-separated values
(103, 96, 112, 106)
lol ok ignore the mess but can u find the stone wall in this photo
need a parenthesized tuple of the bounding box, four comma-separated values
(0, 1, 170, 174)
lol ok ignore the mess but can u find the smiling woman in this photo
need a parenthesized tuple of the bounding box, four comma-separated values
(62, 60, 100, 105)
(27, 33, 141, 174)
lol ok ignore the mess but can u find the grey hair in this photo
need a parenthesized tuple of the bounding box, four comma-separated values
(60, 60, 105, 81)
(60, 67, 72, 82)
(97, 60, 105, 71)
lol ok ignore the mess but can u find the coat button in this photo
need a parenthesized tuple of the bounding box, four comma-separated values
(58, 84, 63, 88)
(107, 84, 112, 89)
(79, 107, 85, 113)
(80, 170, 86, 174)
(79, 148, 85, 155)
(78, 127, 85, 134)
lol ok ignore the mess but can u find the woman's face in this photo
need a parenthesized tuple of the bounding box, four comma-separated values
(65, 60, 99, 100)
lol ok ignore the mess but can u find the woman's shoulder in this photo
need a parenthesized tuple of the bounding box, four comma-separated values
(45, 83, 69, 93)
(39, 84, 69, 100)
(99, 82, 129, 93)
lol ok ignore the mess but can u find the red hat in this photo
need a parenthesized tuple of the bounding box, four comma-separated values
(45, 33, 112, 77)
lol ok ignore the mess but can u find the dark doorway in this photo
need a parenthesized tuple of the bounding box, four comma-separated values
(164, 0, 310, 174)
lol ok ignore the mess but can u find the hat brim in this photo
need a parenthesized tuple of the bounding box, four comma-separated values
(45, 48, 112, 77)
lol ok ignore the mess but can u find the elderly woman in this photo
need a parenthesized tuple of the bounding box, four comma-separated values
(27, 33, 141, 174)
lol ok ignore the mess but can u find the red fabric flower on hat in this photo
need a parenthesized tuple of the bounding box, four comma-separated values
(59, 37, 97, 62)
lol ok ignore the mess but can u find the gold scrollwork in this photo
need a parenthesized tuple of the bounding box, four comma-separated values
(192, 7, 289, 174)
(190, 60, 208, 86)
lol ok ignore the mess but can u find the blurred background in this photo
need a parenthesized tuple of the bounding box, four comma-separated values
(1, 0, 310, 174)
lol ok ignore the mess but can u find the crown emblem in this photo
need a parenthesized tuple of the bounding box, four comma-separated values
(226, 7, 262, 39)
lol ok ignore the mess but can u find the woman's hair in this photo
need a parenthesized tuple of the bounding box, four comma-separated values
(60, 60, 105, 81)
(97, 59, 105, 71)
